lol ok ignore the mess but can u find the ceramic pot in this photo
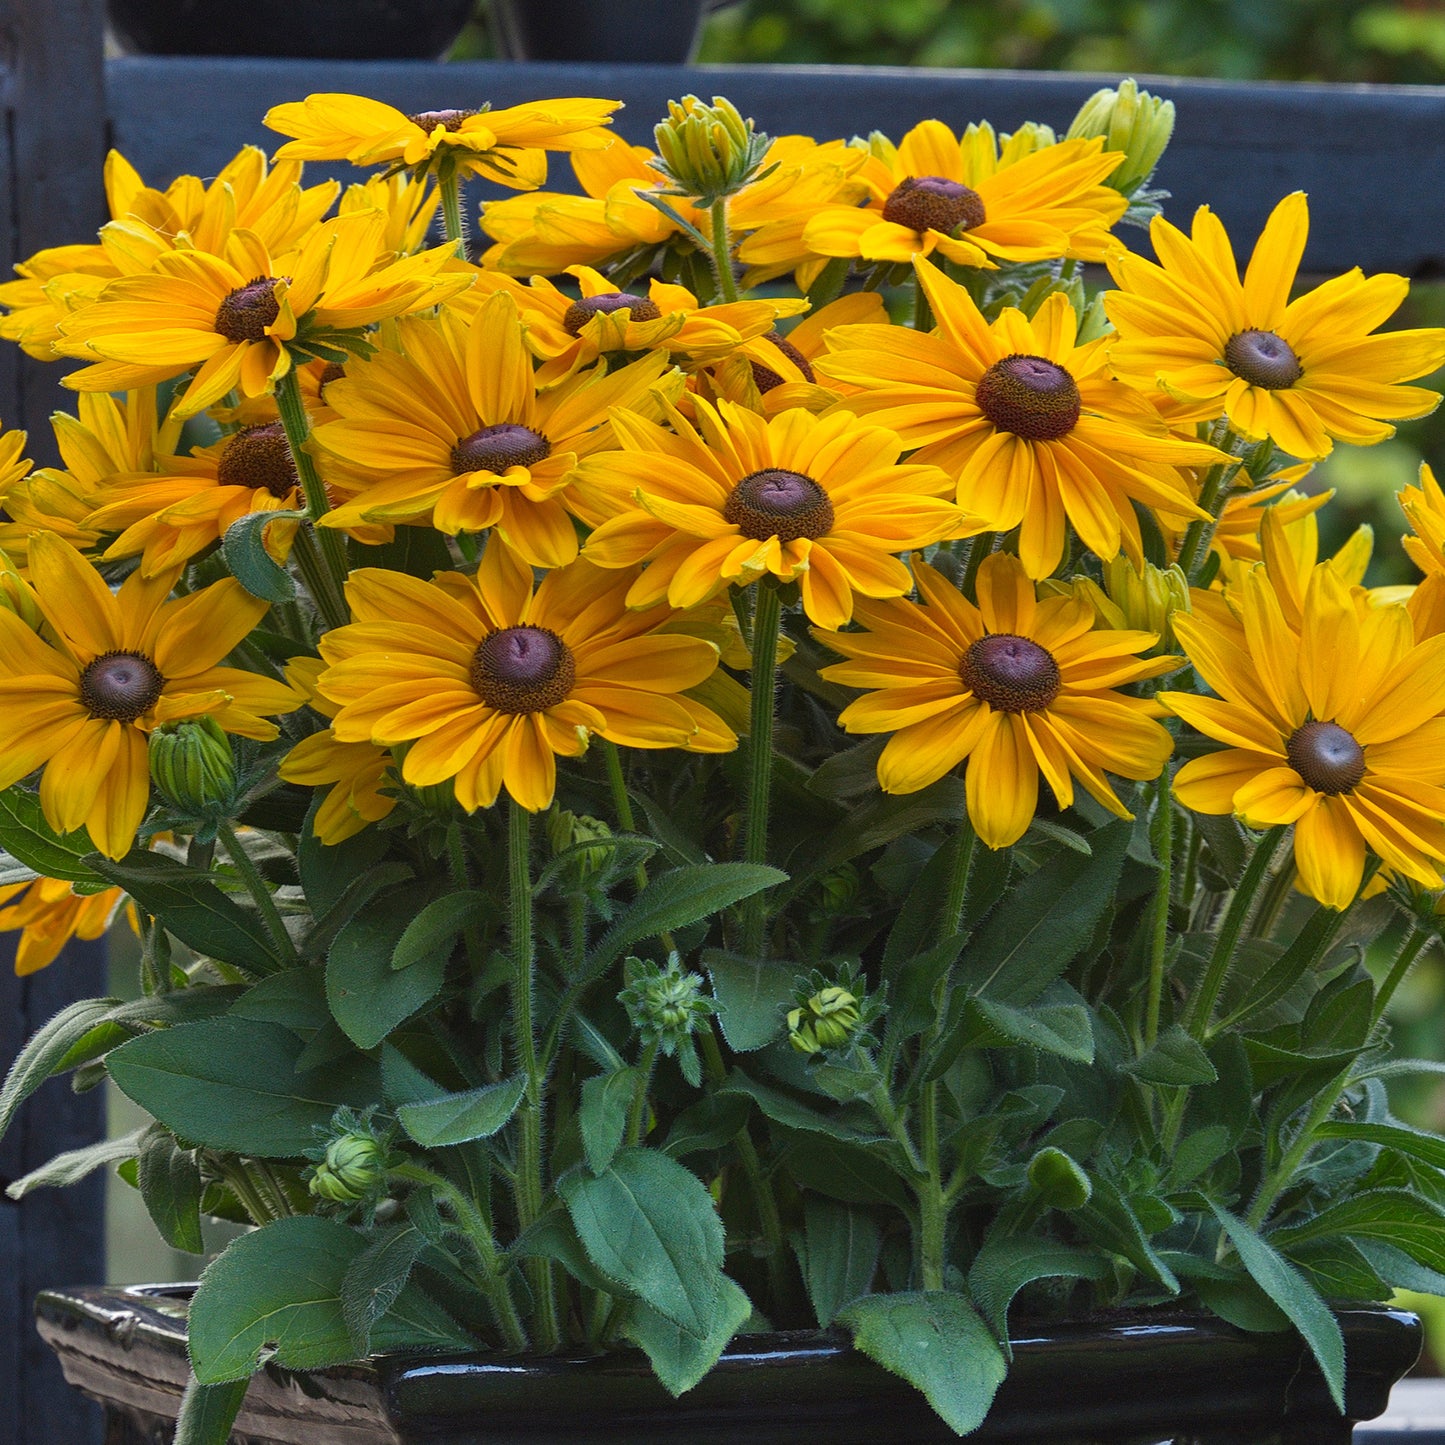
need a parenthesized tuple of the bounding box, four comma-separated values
(488, 0, 707, 63)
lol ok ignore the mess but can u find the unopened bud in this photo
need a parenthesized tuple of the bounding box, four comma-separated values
(310, 1132, 388, 1203)
(1100, 556, 1190, 646)
(1066, 78, 1175, 195)
(788, 985, 862, 1055)
(620, 956, 715, 1053)
(148, 717, 237, 819)
(547, 809, 612, 877)
(1026, 1146, 1093, 1210)
(653, 95, 772, 206)
(0, 550, 41, 630)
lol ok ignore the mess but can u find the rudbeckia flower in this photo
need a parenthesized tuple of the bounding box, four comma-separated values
(54, 210, 470, 417)
(816, 552, 1177, 849)
(311, 293, 681, 562)
(577, 398, 973, 628)
(0, 876, 125, 976)
(316, 542, 733, 813)
(264, 92, 620, 189)
(1164, 565, 1445, 909)
(818, 257, 1228, 579)
(1106, 192, 1445, 460)
(0, 533, 299, 858)
(797, 122, 1127, 271)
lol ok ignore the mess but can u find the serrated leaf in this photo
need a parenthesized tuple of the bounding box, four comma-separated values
(623, 1275, 752, 1396)
(222, 509, 305, 604)
(0, 789, 105, 883)
(1122, 1026, 1218, 1086)
(800, 1197, 880, 1326)
(579, 1068, 638, 1176)
(341, 1225, 429, 1353)
(0, 996, 120, 1141)
(189, 1216, 471, 1383)
(1213, 1205, 1344, 1411)
(137, 1124, 204, 1253)
(560, 1149, 723, 1339)
(391, 890, 487, 971)
(328, 891, 446, 1048)
(837, 1292, 1006, 1436)
(704, 949, 793, 1051)
(966, 1234, 1109, 1340)
(397, 1075, 526, 1148)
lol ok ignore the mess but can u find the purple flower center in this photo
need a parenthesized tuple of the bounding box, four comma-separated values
(1224, 329, 1302, 390)
(562, 292, 662, 337)
(960, 633, 1061, 713)
(451, 423, 551, 476)
(724, 468, 835, 543)
(882, 176, 987, 236)
(80, 651, 165, 723)
(470, 626, 576, 714)
(214, 277, 283, 344)
(976, 354, 1081, 442)
(1286, 720, 1365, 795)
(216, 422, 298, 499)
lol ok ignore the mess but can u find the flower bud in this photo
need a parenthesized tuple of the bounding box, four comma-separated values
(0, 549, 41, 630)
(653, 95, 772, 206)
(788, 984, 862, 1055)
(309, 1132, 388, 1203)
(547, 808, 613, 878)
(148, 717, 237, 819)
(1065, 78, 1175, 195)
(620, 956, 716, 1053)
(1100, 556, 1190, 647)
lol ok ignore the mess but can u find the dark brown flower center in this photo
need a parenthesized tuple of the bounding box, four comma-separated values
(960, 633, 1061, 713)
(408, 108, 479, 132)
(975, 354, 1081, 442)
(79, 651, 165, 723)
(881, 176, 987, 236)
(562, 292, 662, 337)
(214, 277, 283, 344)
(216, 422, 298, 499)
(470, 626, 575, 714)
(1286, 720, 1365, 795)
(450, 423, 551, 476)
(1224, 329, 1302, 390)
(750, 331, 816, 394)
(723, 468, 835, 543)
(317, 362, 346, 396)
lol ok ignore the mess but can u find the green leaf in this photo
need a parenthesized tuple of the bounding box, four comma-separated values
(704, 949, 794, 1051)
(397, 1075, 526, 1148)
(800, 1197, 880, 1326)
(5, 1128, 144, 1198)
(1121, 1026, 1218, 1086)
(560, 1149, 724, 1339)
(222, 509, 305, 604)
(0, 996, 119, 1141)
(781, 1133, 914, 1211)
(1270, 1187, 1445, 1274)
(1213, 1205, 1345, 1410)
(137, 1124, 204, 1253)
(1026, 1147, 1092, 1210)
(391, 891, 487, 972)
(174, 1375, 249, 1445)
(189, 1216, 471, 1383)
(106, 1018, 376, 1158)
(1076, 1178, 1179, 1293)
(960, 997, 1094, 1064)
(955, 821, 1130, 1005)
(0, 789, 105, 883)
(584, 864, 787, 979)
(512, 1210, 620, 1295)
(837, 1292, 1007, 1436)
(228, 969, 330, 1037)
(661, 1093, 750, 1159)
(1315, 1120, 1445, 1172)
(579, 1068, 638, 1176)
(623, 1275, 752, 1397)
(967, 1235, 1109, 1339)
(340, 1225, 429, 1353)
(297, 804, 389, 915)
(88, 851, 285, 974)
(328, 892, 447, 1049)
(721, 1071, 883, 1143)
(381, 1044, 446, 1108)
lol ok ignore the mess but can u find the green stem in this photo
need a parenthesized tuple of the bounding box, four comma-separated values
(627, 1040, 660, 1146)
(603, 738, 650, 897)
(741, 579, 782, 959)
(709, 199, 740, 304)
(507, 800, 558, 1349)
(439, 167, 468, 259)
(960, 531, 997, 602)
(1184, 825, 1285, 1040)
(917, 1081, 946, 1291)
(1145, 771, 1174, 1049)
(913, 270, 933, 332)
(1372, 924, 1430, 1028)
(273, 368, 350, 631)
(941, 817, 976, 935)
(445, 821, 487, 978)
(1245, 1062, 1354, 1230)
(218, 1159, 277, 1226)
(1175, 430, 1242, 584)
(217, 822, 297, 965)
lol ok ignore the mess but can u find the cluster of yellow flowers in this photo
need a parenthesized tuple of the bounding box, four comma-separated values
(0, 87, 1443, 965)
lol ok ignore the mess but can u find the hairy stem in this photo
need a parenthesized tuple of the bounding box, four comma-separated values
(741, 579, 782, 958)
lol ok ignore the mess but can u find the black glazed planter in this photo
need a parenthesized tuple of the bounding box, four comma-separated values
(35, 1283, 1423, 1444)
(107, 0, 476, 58)
(487, 0, 708, 63)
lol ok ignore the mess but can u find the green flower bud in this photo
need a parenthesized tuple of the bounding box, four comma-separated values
(653, 95, 772, 206)
(547, 808, 613, 878)
(0, 549, 41, 630)
(620, 956, 715, 1054)
(148, 717, 237, 819)
(788, 983, 863, 1055)
(1100, 556, 1190, 647)
(310, 1132, 388, 1203)
(1066, 78, 1175, 195)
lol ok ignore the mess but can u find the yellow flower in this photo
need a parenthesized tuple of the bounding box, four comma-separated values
(818, 257, 1227, 578)
(816, 552, 1176, 849)
(1401, 462, 1445, 577)
(278, 657, 397, 845)
(0, 876, 126, 976)
(1106, 193, 1445, 459)
(1183, 474, 1329, 569)
(312, 294, 680, 563)
(578, 398, 972, 628)
(54, 211, 469, 418)
(0, 534, 298, 858)
(1165, 565, 1445, 909)
(264, 92, 620, 188)
(316, 541, 733, 813)
(339, 173, 441, 257)
(798, 122, 1126, 270)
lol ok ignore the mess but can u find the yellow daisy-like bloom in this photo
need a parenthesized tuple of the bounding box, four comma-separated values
(54, 211, 470, 418)
(464, 267, 806, 385)
(797, 122, 1126, 271)
(1179, 475, 1329, 570)
(1106, 192, 1445, 460)
(0, 533, 299, 858)
(0, 876, 125, 977)
(1164, 565, 1445, 909)
(816, 552, 1177, 849)
(577, 398, 972, 628)
(316, 542, 733, 813)
(312, 294, 680, 563)
(264, 92, 620, 189)
(278, 657, 397, 845)
(1401, 462, 1445, 577)
(819, 258, 1227, 578)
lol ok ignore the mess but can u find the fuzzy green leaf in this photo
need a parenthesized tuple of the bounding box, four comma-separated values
(391, 890, 488, 971)
(623, 1275, 752, 1396)
(222, 509, 305, 604)
(800, 1197, 881, 1326)
(579, 1068, 638, 1176)
(0, 996, 120, 1141)
(397, 1075, 526, 1148)
(328, 891, 447, 1048)
(137, 1124, 205, 1253)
